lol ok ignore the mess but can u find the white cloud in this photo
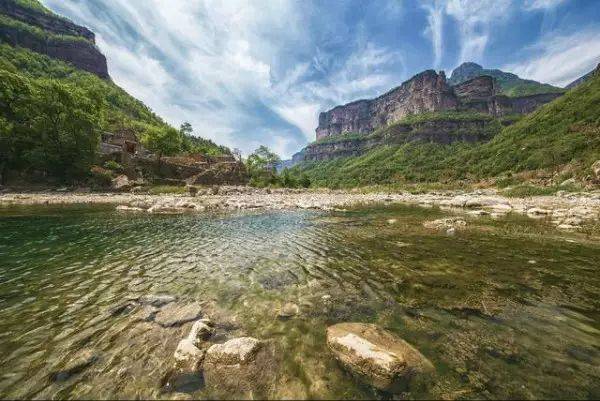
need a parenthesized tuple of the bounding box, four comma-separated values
(422, 0, 444, 68)
(445, 0, 512, 63)
(503, 29, 600, 87)
(523, 0, 567, 11)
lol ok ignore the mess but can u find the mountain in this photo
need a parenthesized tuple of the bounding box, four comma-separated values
(304, 69, 561, 164)
(292, 65, 600, 187)
(0, 0, 108, 78)
(449, 62, 564, 97)
(0, 0, 230, 184)
(566, 63, 600, 89)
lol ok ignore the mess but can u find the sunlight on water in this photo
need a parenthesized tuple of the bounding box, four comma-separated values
(0, 204, 599, 399)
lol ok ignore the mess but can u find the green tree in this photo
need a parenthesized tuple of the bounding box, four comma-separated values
(246, 145, 281, 187)
(141, 125, 182, 164)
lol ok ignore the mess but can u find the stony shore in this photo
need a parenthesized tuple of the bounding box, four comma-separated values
(1, 186, 600, 230)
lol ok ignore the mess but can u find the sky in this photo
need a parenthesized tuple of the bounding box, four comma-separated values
(42, 0, 600, 158)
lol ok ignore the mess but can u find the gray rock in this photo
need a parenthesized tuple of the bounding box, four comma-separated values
(326, 323, 434, 393)
(154, 302, 202, 327)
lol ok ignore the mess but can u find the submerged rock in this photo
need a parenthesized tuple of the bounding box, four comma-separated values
(138, 294, 177, 307)
(423, 218, 467, 230)
(155, 302, 203, 327)
(326, 323, 433, 393)
(277, 302, 300, 319)
(50, 349, 98, 382)
(203, 337, 277, 397)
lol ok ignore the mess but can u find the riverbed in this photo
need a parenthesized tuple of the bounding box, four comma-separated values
(0, 202, 599, 399)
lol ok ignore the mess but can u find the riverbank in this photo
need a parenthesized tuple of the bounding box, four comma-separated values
(2, 186, 600, 231)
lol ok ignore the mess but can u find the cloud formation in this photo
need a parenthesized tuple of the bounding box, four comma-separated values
(41, 0, 599, 158)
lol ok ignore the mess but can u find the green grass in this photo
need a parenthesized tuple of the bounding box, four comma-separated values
(295, 71, 600, 188)
(13, 0, 53, 15)
(147, 185, 188, 195)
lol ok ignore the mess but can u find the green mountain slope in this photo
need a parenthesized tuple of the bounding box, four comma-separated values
(294, 67, 600, 188)
(449, 62, 565, 97)
(0, 0, 228, 183)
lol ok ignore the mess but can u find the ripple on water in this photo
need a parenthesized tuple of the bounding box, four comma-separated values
(0, 204, 599, 399)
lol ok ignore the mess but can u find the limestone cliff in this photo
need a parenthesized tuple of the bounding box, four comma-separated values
(315, 71, 561, 140)
(0, 0, 109, 78)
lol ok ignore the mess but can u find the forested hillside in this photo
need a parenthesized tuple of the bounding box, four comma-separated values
(0, 0, 228, 184)
(293, 67, 600, 188)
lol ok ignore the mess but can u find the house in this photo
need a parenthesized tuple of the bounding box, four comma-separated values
(100, 130, 148, 163)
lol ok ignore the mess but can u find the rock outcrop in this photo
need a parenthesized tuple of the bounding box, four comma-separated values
(315, 70, 561, 141)
(301, 117, 498, 162)
(0, 0, 109, 78)
(326, 323, 434, 393)
(316, 70, 457, 140)
(0, 0, 94, 41)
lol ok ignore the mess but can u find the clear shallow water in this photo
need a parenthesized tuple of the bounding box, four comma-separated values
(0, 204, 599, 399)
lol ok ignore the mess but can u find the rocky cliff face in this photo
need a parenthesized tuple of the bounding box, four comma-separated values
(315, 71, 560, 140)
(317, 70, 457, 140)
(449, 61, 564, 96)
(0, 0, 94, 41)
(303, 118, 498, 162)
(0, 0, 109, 78)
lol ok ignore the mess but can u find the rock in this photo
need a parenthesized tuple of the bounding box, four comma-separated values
(116, 205, 144, 212)
(205, 337, 262, 364)
(277, 302, 300, 319)
(203, 337, 277, 398)
(560, 178, 577, 187)
(154, 302, 202, 327)
(111, 175, 131, 191)
(387, 219, 398, 224)
(188, 320, 214, 344)
(174, 338, 204, 363)
(50, 349, 98, 382)
(326, 323, 433, 393)
(56, 187, 69, 192)
(187, 186, 198, 197)
(423, 218, 467, 230)
(526, 207, 552, 216)
(591, 160, 600, 179)
(138, 294, 177, 307)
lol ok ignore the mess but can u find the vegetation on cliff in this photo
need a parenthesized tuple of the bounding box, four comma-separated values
(293, 71, 600, 188)
(0, 43, 229, 183)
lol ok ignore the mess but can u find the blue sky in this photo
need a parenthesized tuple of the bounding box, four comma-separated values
(42, 0, 600, 158)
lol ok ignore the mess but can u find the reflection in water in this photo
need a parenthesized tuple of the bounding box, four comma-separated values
(0, 204, 599, 399)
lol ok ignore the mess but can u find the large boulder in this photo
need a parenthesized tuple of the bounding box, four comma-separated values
(326, 323, 433, 393)
(202, 337, 277, 398)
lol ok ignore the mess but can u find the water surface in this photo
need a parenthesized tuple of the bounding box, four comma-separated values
(0, 204, 599, 399)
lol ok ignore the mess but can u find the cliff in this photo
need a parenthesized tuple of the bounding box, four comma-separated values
(0, 0, 108, 78)
(303, 115, 500, 162)
(315, 71, 561, 140)
(316, 70, 457, 140)
(449, 62, 564, 97)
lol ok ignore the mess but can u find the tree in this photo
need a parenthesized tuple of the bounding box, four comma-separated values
(246, 145, 281, 173)
(246, 146, 281, 187)
(180, 121, 193, 136)
(142, 125, 182, 164)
